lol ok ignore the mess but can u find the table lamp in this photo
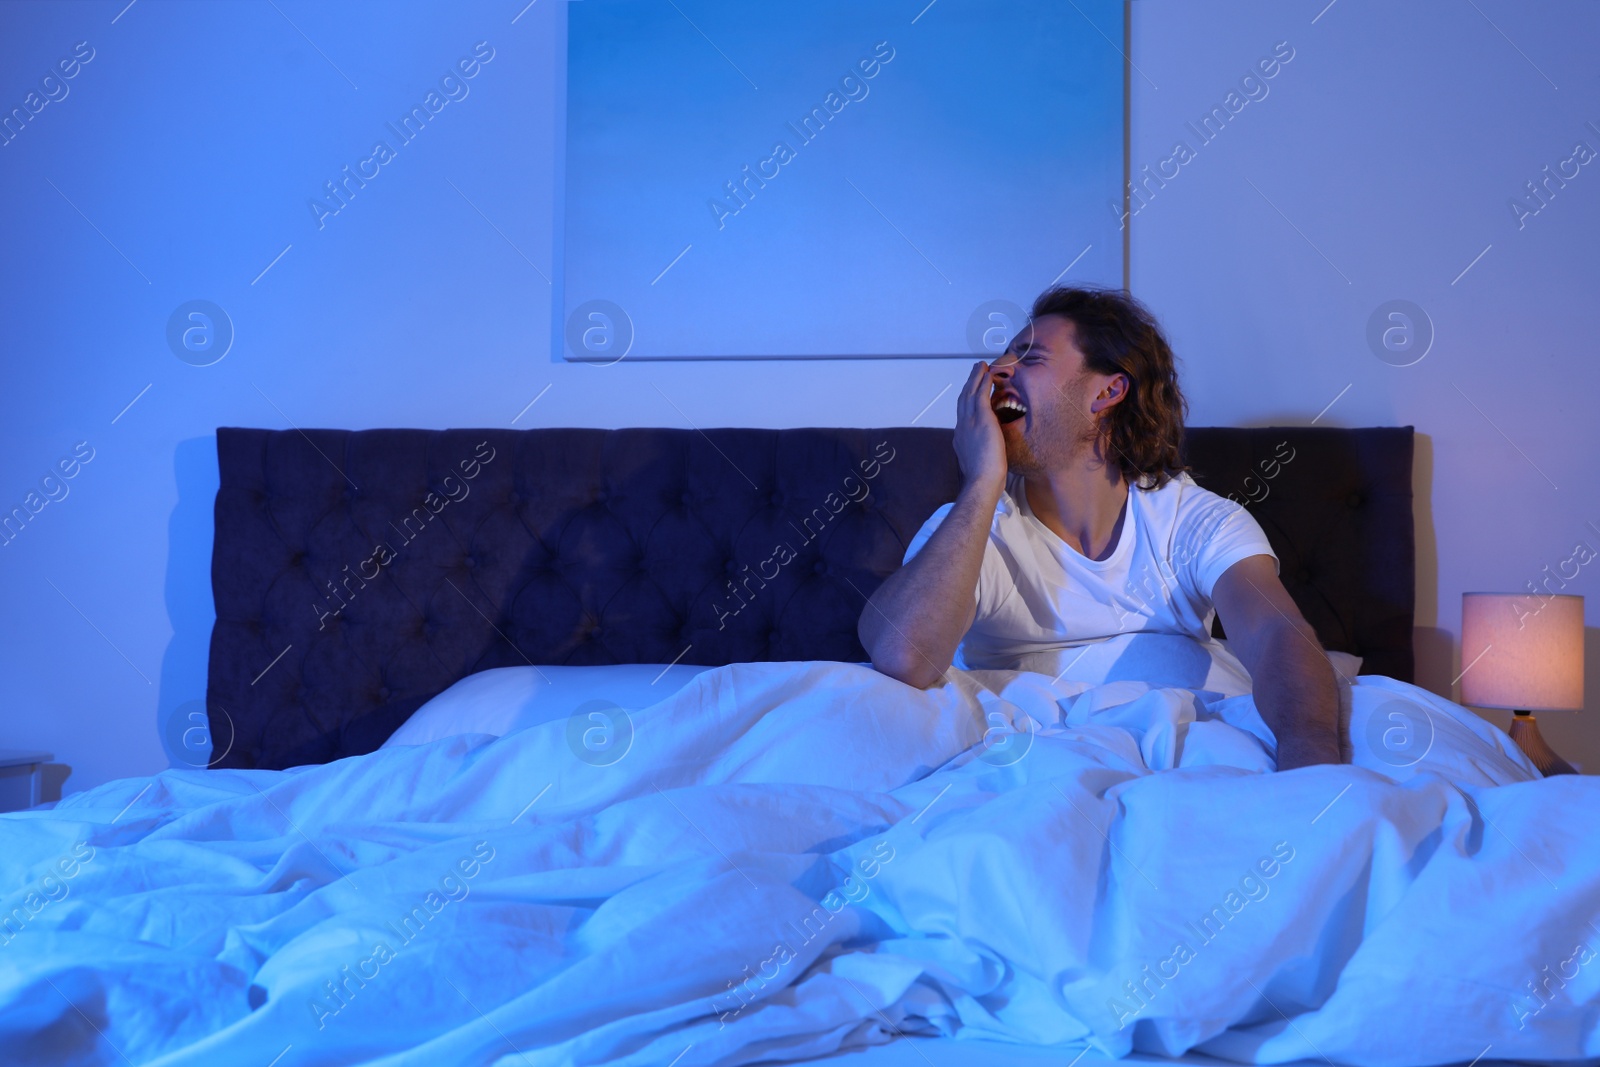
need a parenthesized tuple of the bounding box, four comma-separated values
(1461, 592, 1584, 776)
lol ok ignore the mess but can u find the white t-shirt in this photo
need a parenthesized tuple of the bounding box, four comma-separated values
(903, 471, 1279, 697)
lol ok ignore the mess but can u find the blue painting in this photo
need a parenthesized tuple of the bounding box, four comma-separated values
(560, 0, 1126, 361)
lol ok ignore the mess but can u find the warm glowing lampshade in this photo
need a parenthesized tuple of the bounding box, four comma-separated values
(1461, 593, 1585, 711)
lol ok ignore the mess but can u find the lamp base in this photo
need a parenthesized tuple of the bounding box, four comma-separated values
(1509, 712, 1577, 776)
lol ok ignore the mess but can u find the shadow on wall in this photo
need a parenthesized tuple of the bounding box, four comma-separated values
(1410, 433, 1439, 679)
(1413, 627, 1454, 699)
(155, 437, 221, 773)
(34, 436, 223, 803)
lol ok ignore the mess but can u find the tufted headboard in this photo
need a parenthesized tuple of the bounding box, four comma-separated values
(206, 425, 1413, 769)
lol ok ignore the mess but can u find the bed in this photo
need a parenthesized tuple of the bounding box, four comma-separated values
(203, 425, 1415, 769)
(4, 425, 1595, 1067)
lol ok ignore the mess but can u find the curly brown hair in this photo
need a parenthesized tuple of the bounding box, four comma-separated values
(1029, 285, 1190, 490)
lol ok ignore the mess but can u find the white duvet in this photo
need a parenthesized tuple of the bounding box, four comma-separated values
(2, 650, 1596, 1067)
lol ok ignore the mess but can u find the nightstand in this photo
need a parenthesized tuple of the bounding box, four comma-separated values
(0, 750, 53, 812)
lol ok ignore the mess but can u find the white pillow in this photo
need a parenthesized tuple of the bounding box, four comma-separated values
(381, 663, 715, 748)
(1325, 649, 1363, 683)
(384, 650, 1367, 751)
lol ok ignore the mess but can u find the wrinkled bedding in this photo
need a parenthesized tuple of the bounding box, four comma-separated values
(2, 656, 1595, 1067)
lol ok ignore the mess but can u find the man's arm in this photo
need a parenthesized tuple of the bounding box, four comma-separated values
(859, 361, 1008, 689)
(1210, 554, 1343, 770)
(859, 481, 994, 687)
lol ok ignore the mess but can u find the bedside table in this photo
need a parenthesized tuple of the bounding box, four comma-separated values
(0, 750, 53, 812)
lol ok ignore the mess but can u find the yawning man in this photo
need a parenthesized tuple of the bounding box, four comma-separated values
(859, 286, 1342, 771)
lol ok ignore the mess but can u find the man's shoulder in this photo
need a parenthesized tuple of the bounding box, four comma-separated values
(1131, 469, 1193, 515)
(1134, 470, 1240, 515)
(1132, 472, 1257, 551)
(921, 479, 1027, 541)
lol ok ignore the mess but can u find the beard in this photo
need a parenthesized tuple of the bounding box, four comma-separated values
(1004, 374, 1105, 475)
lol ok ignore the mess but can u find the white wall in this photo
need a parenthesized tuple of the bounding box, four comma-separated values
(1130, 0, 1600, 768)
(0, 0, 1594, 795)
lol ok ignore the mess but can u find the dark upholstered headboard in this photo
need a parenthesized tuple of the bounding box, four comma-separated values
(206, 425, 1413, 769)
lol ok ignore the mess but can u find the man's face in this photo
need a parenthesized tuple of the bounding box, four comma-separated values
(989, 314, 1121, 475)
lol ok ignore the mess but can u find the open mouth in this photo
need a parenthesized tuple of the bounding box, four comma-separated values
(993, 396, 1028, 425)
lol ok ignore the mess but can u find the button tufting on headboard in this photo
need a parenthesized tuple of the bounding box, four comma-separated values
(207, 425, 1414, 769)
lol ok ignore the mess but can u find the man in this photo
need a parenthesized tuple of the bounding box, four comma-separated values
(858, 286, 1341, 770)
